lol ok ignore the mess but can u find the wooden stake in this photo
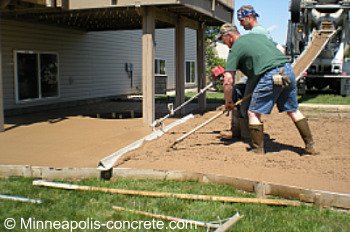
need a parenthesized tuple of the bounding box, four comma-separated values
(112, 205, 220, 229)
(33, 180, 300, 207)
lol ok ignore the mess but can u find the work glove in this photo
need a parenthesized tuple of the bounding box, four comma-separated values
(282, 75, 291, 87)
(273, 68, 291, 87)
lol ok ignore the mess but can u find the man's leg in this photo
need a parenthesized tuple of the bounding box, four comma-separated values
(287, 111, 319, 155)
(245, 73, 274, 154)
(276, 63, 318, 155)
(248, 110, 264, 154)
(238, 89, 251, 143)
(220, 83, 245, 140)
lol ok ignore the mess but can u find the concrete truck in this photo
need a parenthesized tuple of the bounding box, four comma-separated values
(287, 0, 350, 95)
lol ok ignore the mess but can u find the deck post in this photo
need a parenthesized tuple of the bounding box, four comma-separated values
(142, 7, 156, 126)
(197, 22, 207, 112)
(175, 17, 185, 115)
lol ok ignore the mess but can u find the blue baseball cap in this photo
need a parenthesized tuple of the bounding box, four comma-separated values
(237, 6, 260, 21)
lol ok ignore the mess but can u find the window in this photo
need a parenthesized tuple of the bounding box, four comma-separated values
(186, 61, 196, 84)
(15, 51, 59, 102)
(155, 59, 166, 75)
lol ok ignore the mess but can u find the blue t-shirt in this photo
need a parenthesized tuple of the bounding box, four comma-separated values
(251, 24, 273, 42)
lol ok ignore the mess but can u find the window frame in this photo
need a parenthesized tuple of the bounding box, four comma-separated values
(154, 58, 167, 76)
(14, 50, 60, 104)
(185, 60, 196, 84)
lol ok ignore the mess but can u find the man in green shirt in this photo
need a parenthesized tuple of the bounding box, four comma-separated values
(220, 5, 286, 141)
(216, 23, 318, 155)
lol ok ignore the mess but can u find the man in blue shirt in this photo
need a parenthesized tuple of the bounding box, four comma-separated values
(237, 5, 285, 52)
(237, 5, 272, 39)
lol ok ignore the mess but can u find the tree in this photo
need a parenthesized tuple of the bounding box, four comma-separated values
(205, 26, 226, 69)
(205, 26, 227, 91)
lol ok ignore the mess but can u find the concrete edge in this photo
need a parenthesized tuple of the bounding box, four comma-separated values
(2, 165, 348, 209)
(0, 165, 100, 179)
(299, 104, 350, 111)
(299, 104, 350, 119)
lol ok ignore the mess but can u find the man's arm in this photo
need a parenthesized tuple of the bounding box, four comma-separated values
(223, 71, 235, 109)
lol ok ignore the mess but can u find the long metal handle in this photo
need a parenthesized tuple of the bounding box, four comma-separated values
(170, 94, 251, 148)
(152, 82, 213, 127)
(173, 82, 213, 114)
(170, 110, 225, 148)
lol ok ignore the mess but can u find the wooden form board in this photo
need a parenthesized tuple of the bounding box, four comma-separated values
(1, 165, 349, 209)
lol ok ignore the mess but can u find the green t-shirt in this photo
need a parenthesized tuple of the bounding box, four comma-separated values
(226, 34, 289, 79)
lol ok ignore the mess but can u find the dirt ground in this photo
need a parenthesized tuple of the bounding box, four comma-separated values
(119, 108, 350, 194)
(0, 116, 151, 168)
(1, 101, 349, 194)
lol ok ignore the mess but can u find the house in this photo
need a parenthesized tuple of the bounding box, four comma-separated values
(214, 42, 230, 60)
(0, 0, 234, 130)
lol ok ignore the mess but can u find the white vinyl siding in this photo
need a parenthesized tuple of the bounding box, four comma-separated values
(155, 29, 175, 89)
(1, 20, 143, 110)
(185, 28, 197, 86)
(1, 20, 197, 110)
(156, 28, 197, 89)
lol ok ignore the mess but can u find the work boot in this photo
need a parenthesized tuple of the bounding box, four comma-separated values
(294, 118, 320, 155)
(219, 109, 241, 140)
(239, 118, 251, 143)
(232, 109, 242, 139)
(248, 124, 264, 154)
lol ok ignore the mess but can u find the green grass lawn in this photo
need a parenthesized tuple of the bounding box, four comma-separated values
(186, 91, 225, 102)
(298, 93, 350, 105)
(157, 91, 225, 103)
(1, 177, 349, 231)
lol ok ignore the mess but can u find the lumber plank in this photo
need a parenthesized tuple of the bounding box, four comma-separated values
(33, 180, 300, 207)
